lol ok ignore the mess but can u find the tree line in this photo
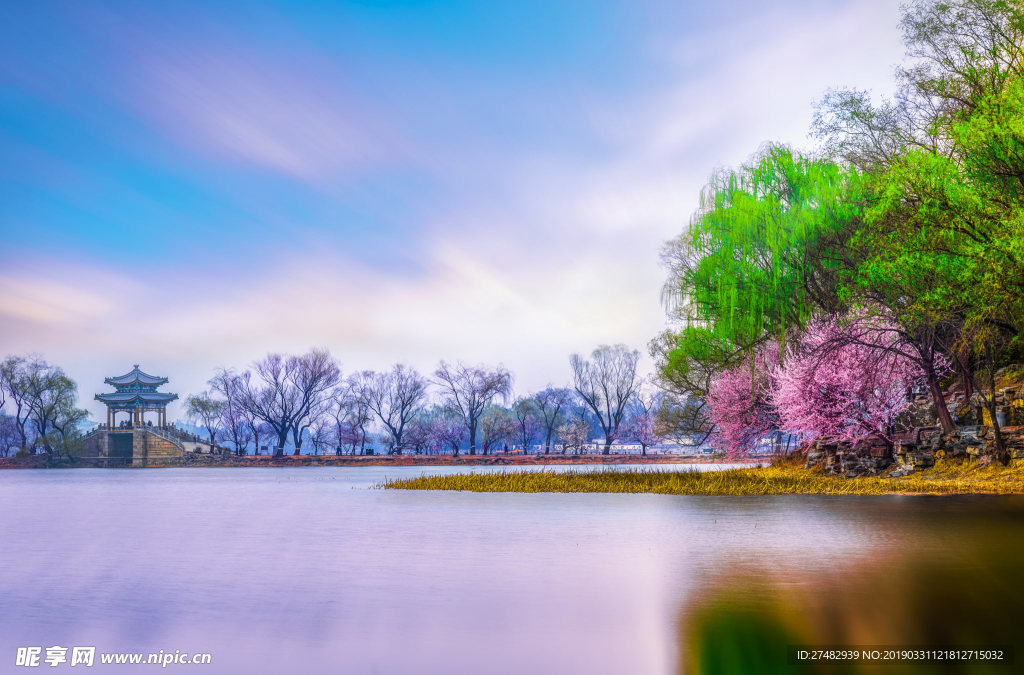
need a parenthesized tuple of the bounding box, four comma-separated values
(0, 344, 714, 460)
(655, 0, 1024, 462)
(184, 344, 680, 458)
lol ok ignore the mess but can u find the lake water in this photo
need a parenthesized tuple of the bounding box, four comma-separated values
(1, 466, 1021, 674)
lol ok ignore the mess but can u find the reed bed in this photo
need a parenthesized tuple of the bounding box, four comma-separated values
(381, 461, 1024, 495)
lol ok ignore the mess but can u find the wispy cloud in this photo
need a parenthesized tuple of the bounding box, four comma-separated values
(131, 46, 405, 183)
(0, 0, 909, 421)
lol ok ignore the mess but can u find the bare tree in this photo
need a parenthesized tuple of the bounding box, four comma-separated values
(434, 361, 512, 455)
(512, 397, 542, 454)
(558, 418, 590, 455)
(308, 416, 334, 456)
(531, 387, 574, 454)
(404, 412, 432, 454)
(622, 386, 663, 456)
(570, 344, 640, 454)
(288, 349, 342, 455)
(355, 364, 429, 455)
(424, 405, 465, 456)
(210, 369, 252, 455)
(240, 354, 301, 456)
(239, 349, 340, 457)
(217, 412, 253, 455)
(330, 377, 372, 454)
(228, 371, 270, 455)
(291, 395, 332, 455)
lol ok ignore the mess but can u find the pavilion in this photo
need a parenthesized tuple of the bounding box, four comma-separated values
(95, 365, 178, 429)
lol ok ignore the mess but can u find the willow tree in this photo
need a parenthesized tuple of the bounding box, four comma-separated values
(658, 146, 862, 401)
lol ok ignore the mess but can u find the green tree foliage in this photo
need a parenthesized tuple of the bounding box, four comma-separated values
(0, 354, 87, 459)
(662, 147, 861, 357)
(657, 0, 1024, 459)
(185, 392, 224, 447)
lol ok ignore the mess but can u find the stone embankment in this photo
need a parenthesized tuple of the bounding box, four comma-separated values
(803, 372, 1024, 478)
(804, 426, 1024, 478)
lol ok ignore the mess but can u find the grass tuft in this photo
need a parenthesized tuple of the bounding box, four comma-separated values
(381, 460, 1024, 495)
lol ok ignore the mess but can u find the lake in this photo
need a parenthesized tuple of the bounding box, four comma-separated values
(1, 466, 1021, 674)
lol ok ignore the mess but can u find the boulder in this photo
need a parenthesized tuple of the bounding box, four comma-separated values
(890, 465, 914, 478)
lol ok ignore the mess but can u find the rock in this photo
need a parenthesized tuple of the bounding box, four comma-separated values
(905, 451, 934, 468)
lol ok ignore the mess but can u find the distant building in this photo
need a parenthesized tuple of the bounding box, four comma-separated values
(95, 364, 178, 429)
(86, 365, 184, 466)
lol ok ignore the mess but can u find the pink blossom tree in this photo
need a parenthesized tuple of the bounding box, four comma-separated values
(706, 350, 780, 457)
(770, 313, 935, 442)
(424, 406, 465, 456)
(622, 411, 660, 455)
(622, 388, 663, 455)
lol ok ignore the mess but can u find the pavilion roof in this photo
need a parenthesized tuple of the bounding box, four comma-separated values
(104, 365, 169, 387)
(95, 392, 179, 404)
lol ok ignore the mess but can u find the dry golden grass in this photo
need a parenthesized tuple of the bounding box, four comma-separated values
(381, 459, 1024, 495)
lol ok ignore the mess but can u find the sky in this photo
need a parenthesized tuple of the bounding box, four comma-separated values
(0, 0, 907, 423)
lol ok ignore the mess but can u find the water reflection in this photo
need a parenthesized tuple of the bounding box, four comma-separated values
(0, 469, 1019, 674)
(679, 498, 1024, 674)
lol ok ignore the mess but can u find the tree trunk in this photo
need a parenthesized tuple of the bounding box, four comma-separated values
(274, 429, 288, 457)
(970, 365, 1009, 465)
(957, 355, 974, 401)
(292, 426, 303, 455)
(924, 369, 955, 434)
(988, 401, 1008, 465)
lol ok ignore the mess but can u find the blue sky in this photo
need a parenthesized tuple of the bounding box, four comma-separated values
(0, 0, 905, 421)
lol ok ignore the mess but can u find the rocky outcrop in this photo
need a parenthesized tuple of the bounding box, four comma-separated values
(948, 381, 1024, 428)
(804, 434, 894, 477)
(803, 425, 1024, 478)
(891, 425, 1024, 475)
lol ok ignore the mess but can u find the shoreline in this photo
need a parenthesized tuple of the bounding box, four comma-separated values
(0, 453, 747, 469)
(381, 459, 1024, 495)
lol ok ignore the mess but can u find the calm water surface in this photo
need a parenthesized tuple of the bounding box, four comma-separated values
(1, 465, 1021, 674)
